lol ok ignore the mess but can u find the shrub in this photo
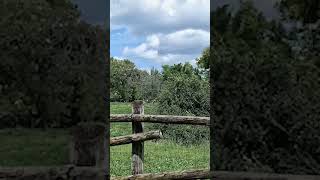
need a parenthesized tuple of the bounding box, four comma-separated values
(154, 63, 210, 145)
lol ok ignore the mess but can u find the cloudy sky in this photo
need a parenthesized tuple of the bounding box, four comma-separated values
(111, 0, 210, 70)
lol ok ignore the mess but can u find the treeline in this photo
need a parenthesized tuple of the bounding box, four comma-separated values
(111, 57, 210, 117)
(110, 57, 161, 102)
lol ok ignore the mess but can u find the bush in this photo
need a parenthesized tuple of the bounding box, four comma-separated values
(154, 63, 210, 145)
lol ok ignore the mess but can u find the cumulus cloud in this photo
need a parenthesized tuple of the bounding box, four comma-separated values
(111, 0, 210, 67)
(111, 0, 210, 35)
(122, 29, 209, 64)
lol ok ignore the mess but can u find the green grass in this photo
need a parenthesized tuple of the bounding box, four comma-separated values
(111, 140, 209, 177)
(0, 102, 209, 177)
(0, 128, 69, 166)
(110, 102, 209, 177)
(110, 102, 158, 114)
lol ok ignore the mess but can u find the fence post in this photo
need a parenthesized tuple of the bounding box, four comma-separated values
(131, 100, 144, 175)
(70, 122, 107, 179)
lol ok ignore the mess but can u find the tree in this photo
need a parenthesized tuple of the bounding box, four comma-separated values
(0, 0, 107, 128)
(158, 63, 209, 117)
(210, 1, 320, 174)
(197, 47, 210, 70)
(111, 58, 142, 102)
(137, 67, 162, 102)
(278, 0, 320, 24)
(153, 63, 209, 145)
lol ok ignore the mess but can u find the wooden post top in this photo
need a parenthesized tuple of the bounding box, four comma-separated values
(132, 100, 144, 115)
(131, 100, 144, 106)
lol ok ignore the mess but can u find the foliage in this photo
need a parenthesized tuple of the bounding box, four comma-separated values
(111, 58, 142, 102)
(211, 1, 320, 174)
(111, 58, 211, 145)
(278, 0, 320, 24)
(111, 58, 161, 102)
(137, 68, 162, 103)
(0, 0, 107, 128)
(158, 63, 209, 117)
(154, 63, 210, 145)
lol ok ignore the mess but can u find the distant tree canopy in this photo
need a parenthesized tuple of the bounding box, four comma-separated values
(278, 0, 320, 24)
(0, 0, 107, 128)
(210, 0, 320, 174)
(110, 57, 161, 102)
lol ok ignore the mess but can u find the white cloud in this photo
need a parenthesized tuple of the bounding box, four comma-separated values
(122, 29, 209, 65)
(112, 56, 126, 60)
(111, 0, 210, 35)
(159, 29, 209, 54)
(140, 67, 152, 74)
(111, 0, 210, 67)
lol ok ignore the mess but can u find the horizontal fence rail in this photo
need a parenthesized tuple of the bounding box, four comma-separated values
(111, 169, 213, 180)
(110, 130, 163, 146)
(110, 114, 210, 126)
(111, 170, 320, 180)
(211, 171, 320, 180)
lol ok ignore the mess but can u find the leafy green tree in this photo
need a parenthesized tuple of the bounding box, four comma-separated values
(197, 47, 210, 70)
(210, 1, 320, 174)
(0, 0, 107, 128)
(137, 68, 162, 102)
(111, 57, 142, 102)
(154, 63, 209, 145)
(158, 63, 209, 116)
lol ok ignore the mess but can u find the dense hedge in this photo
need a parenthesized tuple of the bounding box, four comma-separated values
(212, 52, 320, 174)
(0, 0, 108, 128)
(211, 2, 320, 174)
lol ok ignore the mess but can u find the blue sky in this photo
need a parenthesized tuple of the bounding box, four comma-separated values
(110, 0, 210, 71)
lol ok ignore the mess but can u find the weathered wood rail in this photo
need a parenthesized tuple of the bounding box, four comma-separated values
(111, 169, 213, 180)
(110, 114, 210, 125)
(111, 170, 320, 180)
(110, 130, 162, 146)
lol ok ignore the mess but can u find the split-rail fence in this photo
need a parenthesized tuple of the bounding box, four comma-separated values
(1, 100, 319, 180)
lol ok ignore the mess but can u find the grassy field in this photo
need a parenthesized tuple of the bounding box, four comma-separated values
(110, 102, 209, 176)
(0, 102, 209, 177)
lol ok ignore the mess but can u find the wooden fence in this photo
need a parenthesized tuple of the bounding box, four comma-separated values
(109, 100, 320, 180)
(110, 100, 212, 179)
(1, 100, 320, 179)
